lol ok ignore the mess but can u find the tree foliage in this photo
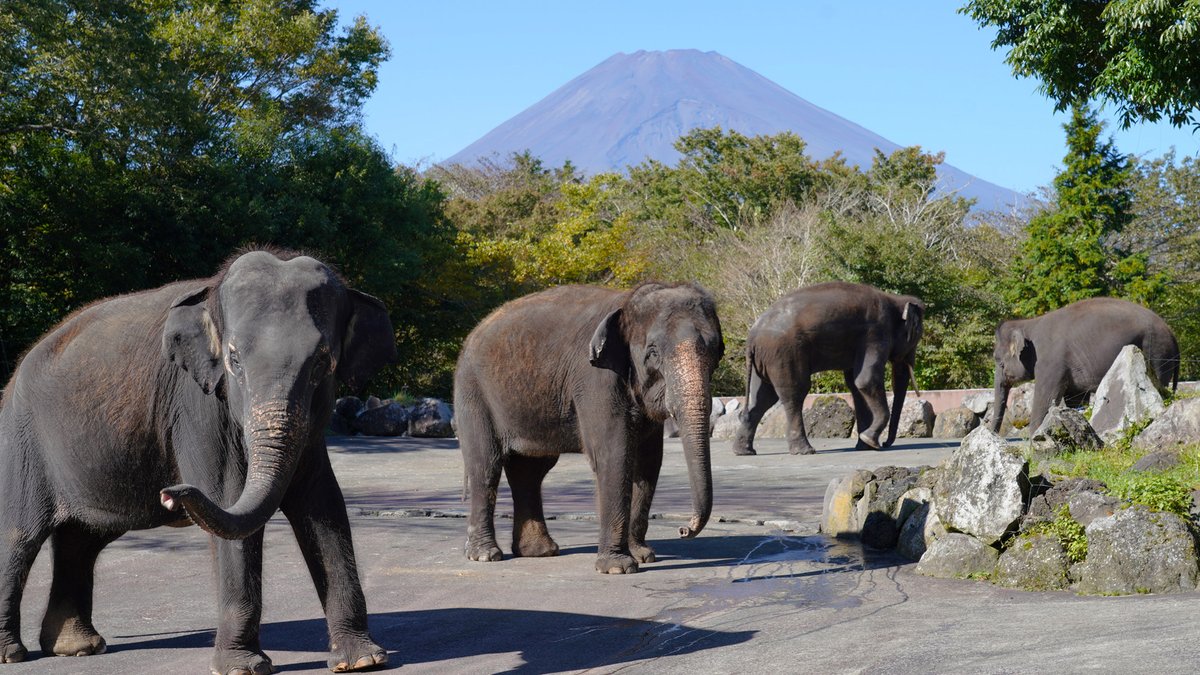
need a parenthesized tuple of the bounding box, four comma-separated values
(961, 0, 1200, 128)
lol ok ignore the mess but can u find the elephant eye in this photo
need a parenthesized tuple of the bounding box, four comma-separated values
(645, 345, 661, 366)
(227, 347, 244, 377)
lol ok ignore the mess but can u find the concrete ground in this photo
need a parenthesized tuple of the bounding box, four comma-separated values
(9, 435, 1200, 674)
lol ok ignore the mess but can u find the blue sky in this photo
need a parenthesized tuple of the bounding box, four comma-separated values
(327, 0, 1197, 195)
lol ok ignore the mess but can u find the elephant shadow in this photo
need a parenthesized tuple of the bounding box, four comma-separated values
(328, 436, 460, 453)
(109, 607, 756, 672)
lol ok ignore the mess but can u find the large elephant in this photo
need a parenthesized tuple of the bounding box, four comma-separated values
(731, 282, 925, 456)
(454, 282, 723, 575)
(990, 297, 1179, 434)
(0, 250, 394, 674)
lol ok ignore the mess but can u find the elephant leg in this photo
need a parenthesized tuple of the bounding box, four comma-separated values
(505, 453, 561, 558)
(459, 407, 504, 563)
(628, 433, 664, 563)
(781, 374, 815, 456)
(210, 530, 273, 675)
(844, 370, 869, 436)
(1029, 371, 1065, 433)
(281, 460, 386, 673)
(853, 353, 889, 450)
(0, 469, 52, 664)
(38, 524, 119, 657)
(732, 367, 778, 456)
(583, 425, 637, 575)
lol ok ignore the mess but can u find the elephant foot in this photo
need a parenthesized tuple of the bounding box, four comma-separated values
(39, 619, 106, 657)
(595, 552, 639, 574)
(731, 445, 756, 456)
(211, 647, 274, 675)
(629, 541, 656, 564)
(788, 441, 816, 456)
(465, 538, 503, 562)
(512, 534, 560, 558)
(0, 638, 28, 664)
(328, 633, 387, 673)
(857, 432, 882, 450)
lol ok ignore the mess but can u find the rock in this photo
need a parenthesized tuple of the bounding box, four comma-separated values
(1066, 490, 1121, 528)
(859, 467, 918, 550)
(354, 401, 409, 436)
(1132, 450, 1182, 472)
(1089, 345, 1167, 442)
(894, 398, 935, 438)
(932, 406, 980, 439)
(894, 487, 932, 526)
(914, 466, 941, 489)
(711, 411, 743, 441)
(961, 392, 993, 416)
(819, 469, 875, 537)
(933, 426, 1028, 545)
(757, 404, 790, 439)
(997, 382, 1035, 436)
(709, 397, 725, 429)
(915, 533, 998, 579)
(1028, 404, 1102, 457)
(1073, 506, 1199, 595)
(724, 397, 741, 413)
(995, 533, 1070, 591)
(327, 413, 355, 435)
(364, 395, 385, 411)
(895, 488, 944, 561)
(334, 396, 365, 420)
(1134, 398, 1200, 452)
(803, 396, 855, 439)
(408, 398, 454, 438)
(1024, 478, 1110, 529)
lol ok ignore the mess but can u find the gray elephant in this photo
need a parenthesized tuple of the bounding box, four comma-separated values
(732, 282, 925, 456)
(990, 297, 1179, 433)
(0, 250, 394, 674)
(454, 282, 723, 574)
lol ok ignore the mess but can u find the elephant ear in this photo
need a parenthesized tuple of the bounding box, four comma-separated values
(1008, 328, 1028, 359)
(337, 289, 397, 391)
(901, 302, 924, 349)
(163, 287, 224, 395)
(589, 308, 629, 373)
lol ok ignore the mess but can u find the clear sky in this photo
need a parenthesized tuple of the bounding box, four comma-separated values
(326, 0, 1197, 195)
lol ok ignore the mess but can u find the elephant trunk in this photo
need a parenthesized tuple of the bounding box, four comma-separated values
(990, 368, 1010, 433)
(883, 360, 911, 447)
(160, 400, 305, 540)
(670, 347, 714, 539)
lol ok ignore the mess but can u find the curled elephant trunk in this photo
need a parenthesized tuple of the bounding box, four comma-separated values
(990, 369, 1010, 434)
(670, 353, 714, 539)
(160, 402, 304, 540)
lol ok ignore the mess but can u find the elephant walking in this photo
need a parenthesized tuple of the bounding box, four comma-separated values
(732, 282, 925, 456)
(990, 297, 1179, 433)
(0, 250, 394, 673)
(455, 283, 723, 574)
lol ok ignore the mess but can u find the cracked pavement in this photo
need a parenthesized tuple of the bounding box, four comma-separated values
(8, 435, 1200, 673)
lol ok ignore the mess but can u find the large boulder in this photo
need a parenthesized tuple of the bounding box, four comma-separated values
(709, 397, 725, 429)
(1073, 506, 1199, 595)
(1089, 345, 1167, 442)
(1133, 398, 1200, 452)
(914, 533, 998, 579)
(896, 490, 945, 561)
(408, 398, 454, 438)
(757, 404, 789, 439)
(859, 467, 919, 549)
(1023, 478, 1111, 530)
(997, 382, 1035, 436)
(894, 398, 935, 438)
(961, 392, 993, 416)
(995, 533, 1070, 591)
(819, 469, 875, 537)
(711, 411, 743, 441)
(933, 426, 1028, 545)
(932, 406, 980, 439)
(803, 396, 855, 438)
(334, 396, 365, 420)
(1027, 404, 1102, 458)
(354, 401, 409, 436)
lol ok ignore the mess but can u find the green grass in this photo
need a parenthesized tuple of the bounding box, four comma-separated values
(1024, 505, 1088, 564)
(1037, 443, 1200, 519)
(390, 390, 421, 406)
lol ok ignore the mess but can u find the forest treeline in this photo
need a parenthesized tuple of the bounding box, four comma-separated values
(3, 1, 1198, 397)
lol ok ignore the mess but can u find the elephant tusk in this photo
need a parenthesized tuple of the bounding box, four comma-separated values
(908, 363, 921, 397)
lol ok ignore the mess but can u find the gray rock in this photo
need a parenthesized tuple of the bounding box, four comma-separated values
(995, 533, 1070, 591)
(961, 392, 993, 416)
(1066, 490, 1121, 528)
(1073, 506, 1199, 595)
(1134, 398, 1200, 452)
(859, 467, 918, 550)
(934, 426, 1028, 545)
(915, 533, 998, 579)
(895, 488, 944, 561)
(757, 403, 790, 439)
(1131, 450, 1182, 472)
(354, 401, 410, 436)
(723, 397, 741, 413)
(894, 487, 932, 526)
(334, 396, 365, 420)
(409, 398, 454, 438)
(819, 469, 875, 537)
(1089, 345, 1167, 442)
(709, 397, 725, 429)
(894, 398, 935, 438)
(327, 413, 356, 436)
(711, 411, 743, 441)
(932, 406, 980, 439)
(997, 382, 1035, 436)
(1024, 478, 1109, 529)
(803, 396, 855, 439)
(364, 395, 385, 411)
(1029, 404, 1102, 456)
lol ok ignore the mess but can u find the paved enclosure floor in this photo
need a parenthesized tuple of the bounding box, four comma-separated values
(9, 436, 1200, 673)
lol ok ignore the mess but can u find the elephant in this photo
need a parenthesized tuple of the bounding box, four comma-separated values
(731, 281, 925, 456)
(454, 282, 723, 575)
(990, 297, 1179, 434)
(0, 250, 394, 674)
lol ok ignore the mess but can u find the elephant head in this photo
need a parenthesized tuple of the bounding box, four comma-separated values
(590, 282, 724, 539)
(989, 319, 1036, 432)
(159, 250, 395, 539)
(883, 297, 925, 447)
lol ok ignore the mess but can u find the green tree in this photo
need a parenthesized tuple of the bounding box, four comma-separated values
(1006, 106, 1162, 316)
(961, 0, 1200, 127)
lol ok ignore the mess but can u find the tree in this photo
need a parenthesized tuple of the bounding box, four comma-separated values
(961, 0, 1200, 127)
(1006, 105, 1162, 316)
